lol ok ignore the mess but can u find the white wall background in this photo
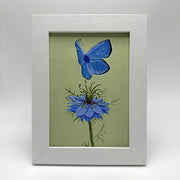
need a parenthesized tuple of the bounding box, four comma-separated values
(0, 0, 180, 179)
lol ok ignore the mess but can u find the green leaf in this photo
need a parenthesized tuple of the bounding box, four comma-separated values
(93, 122, 106, 143)
(110, 98, 120, 105)
(91, 83, 102, 93)
(65, 88, 76, 96)
(72, 116, 80, 122)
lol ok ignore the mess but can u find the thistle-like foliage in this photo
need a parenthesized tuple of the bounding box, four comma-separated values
(65, 81, 120, 146)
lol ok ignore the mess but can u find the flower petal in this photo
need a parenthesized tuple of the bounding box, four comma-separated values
(79, 115, 84, 122)
(67, 104, 78, 112)
(76, 105, 87, 117)
(92, 105, 103, 114)
(68, 96, 82, 103)
(99, 105, 109, 114)
(94, 113, 103, 119)
(85, 105, 94, 118)
(79, 95, 86, 101)
(84, 116, 93, 122)
(99, 102, 110, 106)
(92, 97, 103, 103)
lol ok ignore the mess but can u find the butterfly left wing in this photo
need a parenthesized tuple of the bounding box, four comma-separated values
(87, 39, 112, 59)
(81, 62, 93, 80)
(75, 40, 85, 65)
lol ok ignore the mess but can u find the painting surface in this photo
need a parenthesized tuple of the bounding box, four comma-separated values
(49, 33, 129, 147)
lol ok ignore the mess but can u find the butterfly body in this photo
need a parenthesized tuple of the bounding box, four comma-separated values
(75, 39, 112, 80)
(84, 55, 90, 63)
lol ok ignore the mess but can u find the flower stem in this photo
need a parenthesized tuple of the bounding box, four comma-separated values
(88, 121, 95, 146)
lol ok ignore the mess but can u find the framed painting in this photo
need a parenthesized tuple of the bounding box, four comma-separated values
(32, 14, 147, 165)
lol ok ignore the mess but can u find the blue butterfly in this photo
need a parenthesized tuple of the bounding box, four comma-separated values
(75, 39, 112, 80)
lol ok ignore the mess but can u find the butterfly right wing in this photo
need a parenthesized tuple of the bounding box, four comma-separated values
(75, 40, 85, 65)
(87, 39, 112, 59)
(90, 59, 110, 75)
(86, 40, 111, 75)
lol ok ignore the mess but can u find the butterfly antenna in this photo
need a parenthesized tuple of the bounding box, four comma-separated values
(77, 39, 85, 52)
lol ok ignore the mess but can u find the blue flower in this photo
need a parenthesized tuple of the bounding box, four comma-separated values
(67, 95, 110, 122)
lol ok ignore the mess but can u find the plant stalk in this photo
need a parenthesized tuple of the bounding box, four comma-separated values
(88, 121, 95, 146)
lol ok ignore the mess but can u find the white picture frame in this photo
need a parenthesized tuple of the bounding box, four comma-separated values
(32, 14, 147, 165)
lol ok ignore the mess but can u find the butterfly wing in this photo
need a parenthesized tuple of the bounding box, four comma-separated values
(87, 39, 112, 59)
(75, 40, 93, 80)
(87, 39, 111, 75)
(75, 40, 85, 65)
(90, 59, 110, 75)
(81, 62, 93, 80)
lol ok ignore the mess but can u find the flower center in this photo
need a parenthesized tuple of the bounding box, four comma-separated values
(84, 55, 90, 63)
(85, 93, 93, 104)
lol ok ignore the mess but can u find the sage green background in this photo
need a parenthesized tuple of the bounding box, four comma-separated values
(49, 33, 129, 147)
